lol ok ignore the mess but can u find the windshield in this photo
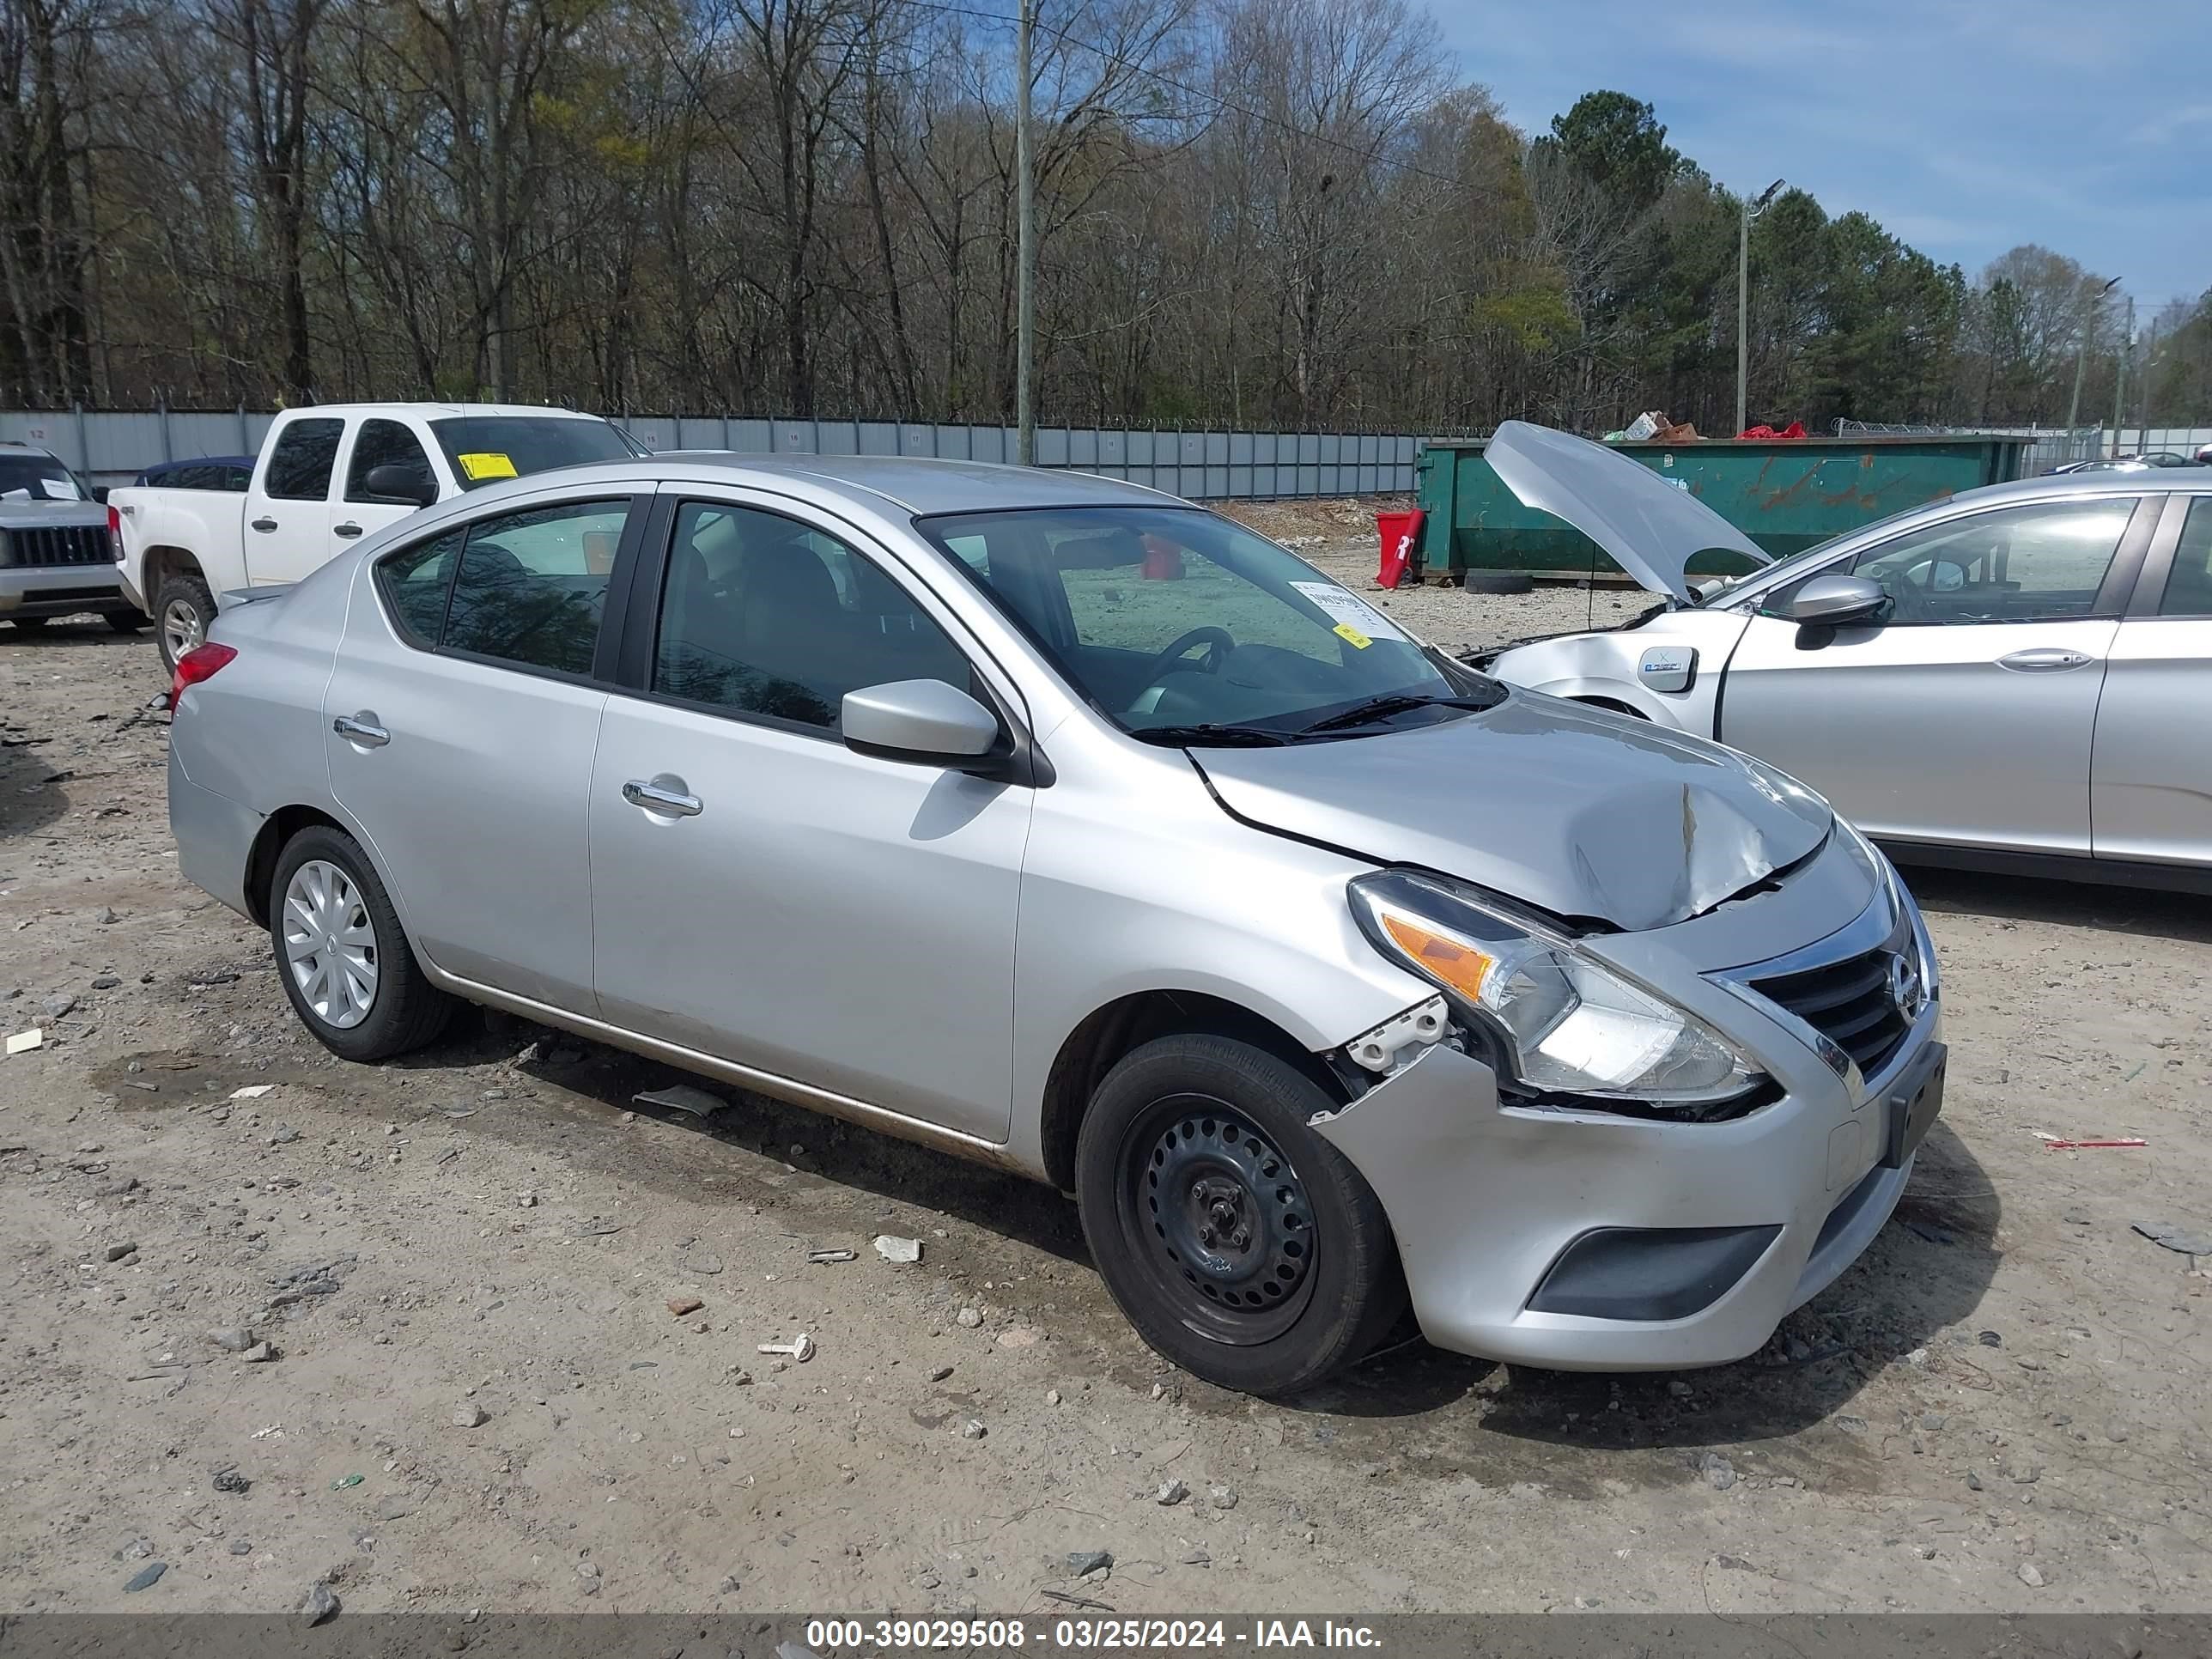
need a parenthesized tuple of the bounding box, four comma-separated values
(427, 416, 634, 489)
(917, 506, 1472, 738)
(0, 454, 83, 501)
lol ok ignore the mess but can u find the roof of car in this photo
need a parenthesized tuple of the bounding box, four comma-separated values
(609, 452, 1181, 517)
(1959, 469, 2212, 505)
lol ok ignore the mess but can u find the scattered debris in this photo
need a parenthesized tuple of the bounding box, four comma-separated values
(452, 1405, 489, 1429)
(1209, 1484, 1238, 1510)
(1180, 1549, 1211, 1566)
(929, 1365, 954, 1382)
(103, 1240, 137, 1261)
(758, 1334, 815, 1362)
(1156, 1478, 1188, 1506)
(331, 1472, 364, 1490)
(873, 1234, 922, 1264)
(2018, 1563, 2047, 1588)
(239, 1341, 277, 1364)
(300, 1581, 342, 1626)
(1066, 1549, 1114, 1577)
(677, 1240, 724, 1275)
(2134, 1219, 2212, 1255)
(960, 1419, 987, 1440)
(667, 1297, 705, 1316)
(563, 1218, 623, 1238)
(230, 1085, 276, 1100)
(1977, 1330, 2002, 1348)
(633, 1083, 726, 1117)
(40, 994, 76, 1020)
(1700, 1452, 1737, 1492)
(123, 1562, 167, 1592)
(213, 1468, 251, 1494)
(2034, 1133, 2146, 1151)
(90, 975, 120, 990)
(206, 1327, 254, 1352)
(6, 1029, 42, 1056)
(806, 1248, 857, 1264)
(955, 1307, 984, 1328)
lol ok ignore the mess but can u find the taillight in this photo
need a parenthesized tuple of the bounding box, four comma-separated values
(106, 503, 123, 561)
(168, 641, 236, 710)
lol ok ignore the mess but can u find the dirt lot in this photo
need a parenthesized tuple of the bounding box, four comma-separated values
(3, 505, 2209, 1620)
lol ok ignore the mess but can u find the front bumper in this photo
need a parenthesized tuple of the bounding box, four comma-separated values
(1311, 869, 1942, 1370)
(0, 562, 126, 617)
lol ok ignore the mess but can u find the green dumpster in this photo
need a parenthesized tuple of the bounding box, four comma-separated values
(1416, 434, 2033, 581)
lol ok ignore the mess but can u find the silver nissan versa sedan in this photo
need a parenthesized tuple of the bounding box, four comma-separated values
(166, 454, 1944, 1395)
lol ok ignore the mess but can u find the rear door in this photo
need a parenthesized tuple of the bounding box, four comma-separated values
(325, 489, 645, 1014)
(331, 418, 441, 558)
(241, 414, 345, 584)
(1719, 494, 2150, 854)
(2093, 493, 2212, 872)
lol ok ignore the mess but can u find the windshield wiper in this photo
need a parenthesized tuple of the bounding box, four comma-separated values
(1297, 693, 1496, 735)
(1130, 722, 1291, 748)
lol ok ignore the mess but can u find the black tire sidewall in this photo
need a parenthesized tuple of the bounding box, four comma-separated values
(1461, 571, 1534, 595)
(1075, 1034, 1403, 1396)
(153, 571, 215, 672)
(269, 826, 437, 1062)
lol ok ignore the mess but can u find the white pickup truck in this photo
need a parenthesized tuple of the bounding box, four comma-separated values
(112, 402, 641, 670)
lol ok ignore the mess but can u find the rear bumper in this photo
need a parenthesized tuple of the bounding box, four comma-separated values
(169, 746, 262, 921)
(1310, 1005, 1940, 1371)
(0, 562, 125, 617)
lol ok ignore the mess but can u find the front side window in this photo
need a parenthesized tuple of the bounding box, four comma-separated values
(2157, 498, 2212, 617)
(917, 506, 1462, 737)
(373, 500, 626, 675)
(426, 416, 632, 490)
(1838, 498, 2137, 624)
(263, 418, 345, 501)
(652, 501, 973, 731)
(346, 419, 436, 503)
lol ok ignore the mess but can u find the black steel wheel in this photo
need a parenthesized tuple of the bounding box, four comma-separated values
(1075, 1033, 1404, 1395)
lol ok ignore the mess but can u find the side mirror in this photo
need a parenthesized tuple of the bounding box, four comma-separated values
(1783, 574, 1889, 628)
(364, 464, 437, 507)
(842, 679, 1000, 765)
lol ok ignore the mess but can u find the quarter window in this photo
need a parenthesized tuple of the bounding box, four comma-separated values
(262, 418, 344, 501)
(651, 501, 972, 732)
(2157, 498, 2212, 617)
(373, 500, 627, 675)
(345, 419, 437, 504)
(1841, 498, 2136, 623)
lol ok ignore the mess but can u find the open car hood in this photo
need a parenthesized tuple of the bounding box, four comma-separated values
(1192, 694, 1832, 933)
(1486, 421, 1771, 605)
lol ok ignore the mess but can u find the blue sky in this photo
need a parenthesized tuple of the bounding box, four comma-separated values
(1439, 0, 2212, 310)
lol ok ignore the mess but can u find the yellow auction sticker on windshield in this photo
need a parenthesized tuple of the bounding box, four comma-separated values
(457, 452, 518, 481)
(1334, 622, 1372, 648)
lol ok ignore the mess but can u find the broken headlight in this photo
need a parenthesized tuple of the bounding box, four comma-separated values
(1347, 869, 1764, 1106)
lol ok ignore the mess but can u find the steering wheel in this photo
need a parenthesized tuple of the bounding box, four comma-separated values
(1141, 626, 1235, 684)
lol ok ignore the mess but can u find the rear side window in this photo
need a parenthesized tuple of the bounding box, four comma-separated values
(2157, 498, 2212, 617)
(346, 420, 436, 504)
(263, 418, 344, 501)
(373, 500, 628, 675)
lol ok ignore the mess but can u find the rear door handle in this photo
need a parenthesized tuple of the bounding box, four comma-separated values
(623, 777, 702, 818)
(251, 516, 278, 533)
(1997, 647, 2096, 672)
(333, 714, 390, 748)
(333, 521, 363, 539)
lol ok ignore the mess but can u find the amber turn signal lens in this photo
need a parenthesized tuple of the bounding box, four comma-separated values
(1380, 914, 1495, 1002)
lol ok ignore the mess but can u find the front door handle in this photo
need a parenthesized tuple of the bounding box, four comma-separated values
(251, 516, 278, 533)
(623, 776, 702, 818)
(333, 521, 363, 538)
(333, 714, 390, 748)
(1997, 647, 2096, 672)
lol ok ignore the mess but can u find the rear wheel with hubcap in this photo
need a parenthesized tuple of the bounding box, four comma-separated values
(154, 568, 216, 673)
(1075, 1033, 1404, 1396)
(270, 825, 453, 1062)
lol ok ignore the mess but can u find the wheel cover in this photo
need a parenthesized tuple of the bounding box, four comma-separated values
(1116, 1093, 1318, 1346)
(282, 860, 379, 1029)
(161, 597, 205, 661)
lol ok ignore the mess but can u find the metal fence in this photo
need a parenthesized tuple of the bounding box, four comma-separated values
(0, 407, 1422, 500)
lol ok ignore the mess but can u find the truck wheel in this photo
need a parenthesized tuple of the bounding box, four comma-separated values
(154, 569, 216, 673)
(1074, 1034, 1406, 1397)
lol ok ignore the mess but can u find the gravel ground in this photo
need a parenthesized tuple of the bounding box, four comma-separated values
(3, 519, 2210, 1619)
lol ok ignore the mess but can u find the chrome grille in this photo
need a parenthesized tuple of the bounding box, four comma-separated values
(2, 525, 109, 568)
(1748, 915, 1916, 1078)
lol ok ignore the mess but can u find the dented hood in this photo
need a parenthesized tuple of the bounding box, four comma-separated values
(1486, 420, 1771, 605)
(1193, 695, 1832, 932)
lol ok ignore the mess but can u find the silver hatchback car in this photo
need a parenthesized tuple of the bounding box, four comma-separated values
(167, 455, 1944, 1395)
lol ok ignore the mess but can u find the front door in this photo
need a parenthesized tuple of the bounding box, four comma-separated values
(242, 415, 344, 585)
(2094, 494, 2212, 871)
(331, 417, 439, 561)
(325, 493, 638, 1013)
(1720, 495, 2148, 854)
(587, 495, 1032, 1142)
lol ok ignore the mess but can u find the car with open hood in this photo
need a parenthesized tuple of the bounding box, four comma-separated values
(1484, 421, 2212, 892)
(165, 452, 1944, 1393)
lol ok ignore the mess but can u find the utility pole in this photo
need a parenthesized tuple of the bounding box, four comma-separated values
(2111, 295, 2134, 457)
(2067, 275, 2121, 432)
(1735, 179, 1784, 437)
(1015, 0, 1036, 466)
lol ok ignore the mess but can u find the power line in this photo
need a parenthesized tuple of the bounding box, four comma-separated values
(896, 0, 1475, 192)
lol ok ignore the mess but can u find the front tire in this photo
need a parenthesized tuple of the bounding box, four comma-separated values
(153, 568, 216, 673)
(269, 825, 453, 1061)
(1075, 1034, 1405, 1396)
